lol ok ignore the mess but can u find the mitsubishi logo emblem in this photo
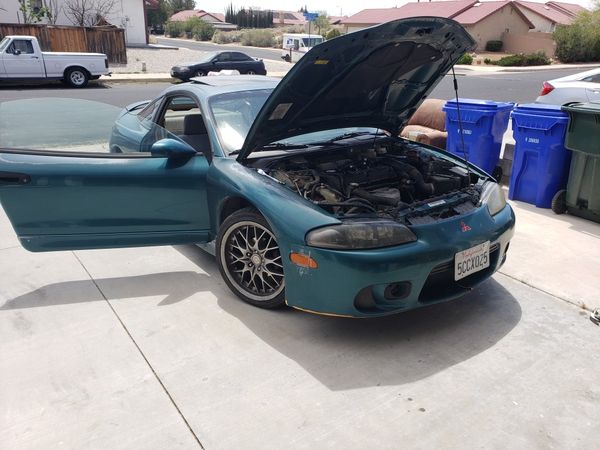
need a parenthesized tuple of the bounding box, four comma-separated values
(461, 221, 471, 232)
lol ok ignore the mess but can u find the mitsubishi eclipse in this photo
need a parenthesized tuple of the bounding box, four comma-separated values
(0, 17, 514, 317)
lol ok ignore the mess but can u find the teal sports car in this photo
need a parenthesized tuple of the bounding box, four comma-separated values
(0, 18, 515, 317)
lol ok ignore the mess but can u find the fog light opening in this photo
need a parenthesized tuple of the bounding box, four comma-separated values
(384, 282, 411, 300)
(289, 252, 318, 269)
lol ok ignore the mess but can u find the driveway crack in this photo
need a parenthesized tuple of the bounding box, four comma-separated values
(72, 252, 204, 449)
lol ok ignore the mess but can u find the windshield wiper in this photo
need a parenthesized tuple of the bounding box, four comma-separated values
(308, 131, 384, 145)
(259, 143, 309, 150)
(229, 142, 308, 156)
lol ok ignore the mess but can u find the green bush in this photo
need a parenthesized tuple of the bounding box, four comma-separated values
(456, 53, 473, 65)
(485, 52, 551, 66)
(165, 21, 184, 38)
(240, 29, 275, 47)
(191, 21, 215, 41)
(485, 40, 503, 52)
(212, 30, 242, 44)
(554, 14, 600, 63)
(325, 28, 342, 40)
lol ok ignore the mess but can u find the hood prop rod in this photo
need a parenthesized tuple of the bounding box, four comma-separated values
(451, 66, 472, 185)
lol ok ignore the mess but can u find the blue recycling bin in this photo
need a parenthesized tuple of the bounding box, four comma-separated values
(443, 98, 514, 175)
(508, 104, 571, 208)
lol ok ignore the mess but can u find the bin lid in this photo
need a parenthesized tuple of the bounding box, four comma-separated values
(561, 101, 600, 115)
(443, 98, 514, 111)
(513, 103, 567, 117)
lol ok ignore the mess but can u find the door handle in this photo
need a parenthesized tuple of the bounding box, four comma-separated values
(31, 56, 39, 59)
(0, 172, 31, 185)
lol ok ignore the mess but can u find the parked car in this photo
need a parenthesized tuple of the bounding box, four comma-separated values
(0, 35, 110, 88)
(535, 67, 600, 105)
(0, 18, 515, 318)
(170, 51, 267, 80)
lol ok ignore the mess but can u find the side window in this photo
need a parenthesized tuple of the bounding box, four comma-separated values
(138, 99, 161, 122)
(217, 53, 231, 62)
(232, 52, 251, 61)
(160, 95, 211, 154)
(9, 40, 34, 54)
(583, 74, 600, 83)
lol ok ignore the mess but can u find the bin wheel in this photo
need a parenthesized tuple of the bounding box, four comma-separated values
(551, 190, 567, 215)
(492, 166, 503, 182)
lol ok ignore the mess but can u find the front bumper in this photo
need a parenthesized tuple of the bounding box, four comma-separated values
(283, 204, 515, 318)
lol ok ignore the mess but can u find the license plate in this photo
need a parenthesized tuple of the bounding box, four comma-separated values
(455, 241, 490, 281)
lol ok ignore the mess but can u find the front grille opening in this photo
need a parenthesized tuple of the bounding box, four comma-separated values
(419, 243, 500, 303)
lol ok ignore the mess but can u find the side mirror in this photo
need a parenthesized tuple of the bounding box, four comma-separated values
(150, 138, 196, 159)
(13, 49, 21, 56)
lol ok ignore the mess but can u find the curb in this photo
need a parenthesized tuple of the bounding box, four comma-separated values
(101, 75, 176, 83)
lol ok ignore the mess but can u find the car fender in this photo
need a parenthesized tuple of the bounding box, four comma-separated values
(206, 157, 340, 246)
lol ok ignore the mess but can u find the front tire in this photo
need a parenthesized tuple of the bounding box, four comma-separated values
(216, 209, 285, 309)
(195, 70, 206, 77)
(65, 67, 89, 88)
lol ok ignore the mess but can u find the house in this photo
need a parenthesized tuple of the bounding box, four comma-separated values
(0, 0, 147, 45)
(341, 1, 476, 34)
(515, 1, 586, 32)
(272, 11, 306, 27)
(168, 10, 237, 31)
(341, 0, 538, 51)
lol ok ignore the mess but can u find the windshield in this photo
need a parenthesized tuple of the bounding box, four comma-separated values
(0, 37, 10, 53)
(209, 89, 272, 154)
(302, 37, 323, 47)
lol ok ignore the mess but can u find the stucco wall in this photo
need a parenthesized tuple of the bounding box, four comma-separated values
(0, 0, 146, 45)
(503, 31, 556, 56)
(516, 8, 556, 32)
(464, 5, 532, 50)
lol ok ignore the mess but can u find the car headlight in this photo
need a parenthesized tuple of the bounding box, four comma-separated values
(480, 181, 506, 216)
(175, 66, 190, 72)
(306, 220, 417, 250)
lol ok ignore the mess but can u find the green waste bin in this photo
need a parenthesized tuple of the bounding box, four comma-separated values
(555, 102, 600, 223)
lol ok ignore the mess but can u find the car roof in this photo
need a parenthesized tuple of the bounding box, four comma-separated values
(163, 75, 280, 97)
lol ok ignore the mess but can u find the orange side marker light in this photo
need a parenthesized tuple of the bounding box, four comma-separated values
(289, 252, 318, 269)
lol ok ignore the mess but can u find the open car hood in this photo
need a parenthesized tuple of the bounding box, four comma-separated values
(238, 17, 475, 161)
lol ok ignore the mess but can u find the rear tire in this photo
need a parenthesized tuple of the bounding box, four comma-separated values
(551, 189, 567, 214)
(246, 70, 256, 75)
(65, 67, 89, 88)
(216, 208, 285, 309)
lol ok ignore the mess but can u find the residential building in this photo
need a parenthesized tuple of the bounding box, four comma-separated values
(168, 10, 237, 31)
(340, 0, 589, 53)
(0, 0, 147, 45)
(272, 10, 306, 27)
(515, 1, 586, 32)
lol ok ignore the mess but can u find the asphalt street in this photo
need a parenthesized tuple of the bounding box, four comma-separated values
(156, 37, 284, 61)
(0, 68, 583, 108)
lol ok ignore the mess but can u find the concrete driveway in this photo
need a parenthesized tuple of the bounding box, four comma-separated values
(1, 202, 599, 449)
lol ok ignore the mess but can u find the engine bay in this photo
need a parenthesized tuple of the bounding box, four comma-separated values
(251, 139, 487, 225)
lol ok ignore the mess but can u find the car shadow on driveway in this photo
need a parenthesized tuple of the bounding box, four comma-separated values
(0, 270, 211, 310)
(175, 244, 523, 390)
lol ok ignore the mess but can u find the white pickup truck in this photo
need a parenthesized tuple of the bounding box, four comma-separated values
(0, 35, 110, 88)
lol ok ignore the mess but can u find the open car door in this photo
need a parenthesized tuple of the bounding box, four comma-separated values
(0, 98, 211, 252)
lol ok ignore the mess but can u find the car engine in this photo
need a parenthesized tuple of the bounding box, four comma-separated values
(257, 141, 485, 225)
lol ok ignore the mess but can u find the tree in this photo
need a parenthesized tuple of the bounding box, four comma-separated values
(64, 0, 117, 26)
(17, 0, 51, 23)
(166, 0, 195, 15)
(313, 14, 330, 35)
(43, 0, 62, 24)
(147, 0, 169, 29)
(554, 3, 600, 62)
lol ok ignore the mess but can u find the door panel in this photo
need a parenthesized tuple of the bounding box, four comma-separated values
(3, 40, 44, 78)
(0, 151, 211, 251)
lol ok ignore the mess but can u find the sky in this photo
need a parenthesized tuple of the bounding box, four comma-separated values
(195, 0, 595, 17)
